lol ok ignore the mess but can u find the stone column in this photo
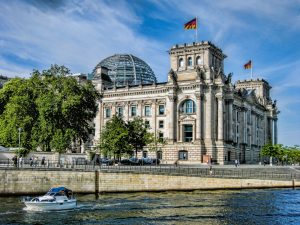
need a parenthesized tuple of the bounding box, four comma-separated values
(252, 113, 256, 145)
(151, 100, 157, 133)
(217, 95, 224, 141)
(112, 103, 116, 116)
(243, 109, 247, 144)
(168, 96, 176, 142)
(93, 101, 101, 145)
(180, 123, 183, 142)
(269, 118, 273, 144)
(228, 99, 233, 141)
(138, 101, 143, 117)
(125, 102, 129, 121)
(193, 53, 196, 69)
(196, 93, 202, 140)
(205, 86, 212, 140)
(274, 118, 278, 144)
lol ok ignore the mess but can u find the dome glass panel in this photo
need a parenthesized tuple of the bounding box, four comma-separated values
(93, 54, 156, 86)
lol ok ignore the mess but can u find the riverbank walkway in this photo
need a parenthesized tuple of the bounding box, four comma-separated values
(1, 159, 300, 181)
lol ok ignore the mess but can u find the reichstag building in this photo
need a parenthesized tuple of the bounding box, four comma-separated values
(92, 41, 279, 165)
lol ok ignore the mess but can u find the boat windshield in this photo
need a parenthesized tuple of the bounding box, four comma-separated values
(45, 192, 56, 196)
(45, 187, 73, 198)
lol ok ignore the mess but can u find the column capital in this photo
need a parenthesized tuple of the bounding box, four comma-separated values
(195, 93, 203, 100)
(168, 95, 177, 102)
(215, 93, 224, 100)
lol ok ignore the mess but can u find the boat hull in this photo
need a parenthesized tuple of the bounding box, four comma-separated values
(24, 199, 77, 211)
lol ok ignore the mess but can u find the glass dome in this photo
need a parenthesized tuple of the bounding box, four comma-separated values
(93, 54, 156, 86)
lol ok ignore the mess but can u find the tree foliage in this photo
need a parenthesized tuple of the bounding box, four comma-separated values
(127, 117, 151, 157)
(0, 65, 99, 152)
(99, 116, 155, 159)
(99, 115, 131, 160)
(261, 143, 300, 165)
(147, 131, 166, 154)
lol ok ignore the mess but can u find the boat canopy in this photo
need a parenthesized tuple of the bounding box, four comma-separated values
(48, 187, 72, 193)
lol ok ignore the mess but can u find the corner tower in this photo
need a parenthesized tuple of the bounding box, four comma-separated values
(169, 41, 226, 82)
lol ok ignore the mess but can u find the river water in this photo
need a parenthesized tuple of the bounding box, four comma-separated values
(1, 189, 300, 225)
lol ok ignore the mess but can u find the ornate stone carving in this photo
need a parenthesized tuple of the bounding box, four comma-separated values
(225, 72, 232, 84)
(196, 66, 205, 80)
(168, 95, 177, 102)
(168, 69, 177, 83)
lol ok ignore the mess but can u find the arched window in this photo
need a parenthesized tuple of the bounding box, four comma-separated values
(179, 58, 184, 67)
(187, 57, 192, 66)
(196, 56, 202, 65)
(181, 99, 196, 114)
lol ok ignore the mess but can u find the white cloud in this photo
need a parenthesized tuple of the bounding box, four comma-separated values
(0, 0, 168, 79)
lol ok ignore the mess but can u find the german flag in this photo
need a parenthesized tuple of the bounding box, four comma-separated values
(184, 18, 197, 29)
(244, 60, 252, 69)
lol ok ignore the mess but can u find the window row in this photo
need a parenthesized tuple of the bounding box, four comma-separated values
(178, 56, 202, 68)
(105, 99, 197, 119)
(142, 150, 189, 161)
(105, 104, 165, 118)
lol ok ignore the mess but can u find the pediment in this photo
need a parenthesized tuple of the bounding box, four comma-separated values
(179, 114, 196, 122)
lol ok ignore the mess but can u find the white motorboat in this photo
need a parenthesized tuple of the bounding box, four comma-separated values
(23, 187, 77, 211)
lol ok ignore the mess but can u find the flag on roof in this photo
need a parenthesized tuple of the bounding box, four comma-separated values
(184, 18, 197, 29)
(244, 60, 252, 69)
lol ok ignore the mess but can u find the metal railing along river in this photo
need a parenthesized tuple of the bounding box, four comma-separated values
(1, 159, 300, 181)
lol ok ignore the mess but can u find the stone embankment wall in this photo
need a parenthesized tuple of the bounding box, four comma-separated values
(0, 170, 299, 195)
(0, 170, 95, 195)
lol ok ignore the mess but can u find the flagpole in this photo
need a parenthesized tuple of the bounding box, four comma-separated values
(196, 16, 198, 42)
(251, 59, 253, 80)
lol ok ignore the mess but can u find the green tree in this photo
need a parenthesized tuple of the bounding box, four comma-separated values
(147, 131, 166, 164)
(99, 115, 131, 160)
(0, 65, 99, 152)
(127, 117, 151, 158)
(261, 143, 283, 165)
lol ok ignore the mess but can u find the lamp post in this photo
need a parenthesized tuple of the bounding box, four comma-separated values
(18, 127, 22, 150)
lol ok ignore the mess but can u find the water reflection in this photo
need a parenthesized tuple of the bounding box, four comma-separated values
(0, 189, 300, 224)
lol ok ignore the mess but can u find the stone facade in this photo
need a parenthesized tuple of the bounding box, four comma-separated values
(92, 41, 279, 165)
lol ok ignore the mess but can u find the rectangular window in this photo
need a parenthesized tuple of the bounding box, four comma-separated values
(158, 105, 165, 115)
(145, 120, 150, 128)
(142, 151, 148, 158)
(158, 132, 164, 139)
(184, 124, 193, 142)
(105, 108, 111, 118)
(179, 151, 188, 160)
(159, 120, 164, 128)
(156, 151, 162, 160)
(117, 107, 123, 117)
(144, 105, 151, 116)
(131, 105, 137, 117)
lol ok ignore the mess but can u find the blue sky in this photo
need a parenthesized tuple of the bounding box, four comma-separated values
(0, 0, 300, 146)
